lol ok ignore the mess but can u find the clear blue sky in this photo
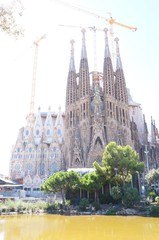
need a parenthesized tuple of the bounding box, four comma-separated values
(0, 0, 159, 175)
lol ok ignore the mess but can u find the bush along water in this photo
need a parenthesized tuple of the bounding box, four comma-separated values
(149, 205, 159, 217)
(78, 198, 89, 212)
(0, 200, 47, 214)
(122, 187, 140, 208)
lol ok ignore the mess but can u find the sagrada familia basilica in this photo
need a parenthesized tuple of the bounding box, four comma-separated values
(9, 28, 159, 193)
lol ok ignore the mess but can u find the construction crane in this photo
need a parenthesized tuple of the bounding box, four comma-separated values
(53, 0, 137, 31)
(30, 34, 46, 116)
(54, 0, 137, 68)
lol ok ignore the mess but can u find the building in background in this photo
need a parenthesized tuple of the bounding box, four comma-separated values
(9, 28, 159, 195)
(9, 107, 64, 194)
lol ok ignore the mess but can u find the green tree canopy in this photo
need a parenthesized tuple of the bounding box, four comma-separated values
(94, 142, 144, 186)
(41, 171, 80, 205)
(80, 172, 104, 203)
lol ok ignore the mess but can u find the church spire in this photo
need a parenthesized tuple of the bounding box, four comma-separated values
(81, 28, 87, 59)
(103, 28, 115, 96)
(115, 37, 123, 70)
(69, 39, 76, 71)
(151, 116, 158, 144)
(104, 28, 111, 58)
(66, 39, 77, 107)
(114, 37, 128, 103)
(142, 114, 148, 145)
(79, 29, 90, 98)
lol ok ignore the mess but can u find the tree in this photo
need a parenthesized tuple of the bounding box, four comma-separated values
(93, 161, 110, 182)
(145, 168, 159, 188)
(0, 0, 23, 37)
(41, 171, 80, 205)
(94, 142, 144, 186)
(80, 172, 104, 203)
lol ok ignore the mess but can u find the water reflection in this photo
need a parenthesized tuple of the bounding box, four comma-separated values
(0, 215, 159, 240)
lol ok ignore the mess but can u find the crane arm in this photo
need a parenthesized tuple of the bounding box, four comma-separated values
(59, 24, 84, 29)
(34, 34, 47, 46)
(59, 24, 104, 32)
(53, 0, 137, 31)
(54, 0, 107, 21)
(108, 19, 137, 31)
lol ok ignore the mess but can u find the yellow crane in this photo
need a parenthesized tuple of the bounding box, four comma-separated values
(53, 0, 137, 31)
(53, 0, 137, 68)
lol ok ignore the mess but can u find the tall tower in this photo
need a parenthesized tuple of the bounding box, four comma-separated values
(64, 29, 91, 168)
(102, 28, 116, 143)
(64, 39, 78, 168)
(77, 29, 91, 167)
(114, 37, 132, 146)
(103, 28, 115, 98)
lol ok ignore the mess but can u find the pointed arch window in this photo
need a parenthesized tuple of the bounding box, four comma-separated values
(118, 139, 122, 145)
(53, 146, 56, 152)
(57, 129, 61, 135)
(47, 129, 51, 136)
(95, 137, 103, 148)
(50, 153, 55, 159)
(39, 163, 45, 175)
(75, 158, 80, 166)
(29, 147, 32, 152)
(25, 130, 29, 136)
(36, 129, 40, 135)
(17, 147, 20, 153)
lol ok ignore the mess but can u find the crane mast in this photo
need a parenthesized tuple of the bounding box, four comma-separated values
(30, 34, 46, 115)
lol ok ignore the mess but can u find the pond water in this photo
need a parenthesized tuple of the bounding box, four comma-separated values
(0, 214, 159, 240)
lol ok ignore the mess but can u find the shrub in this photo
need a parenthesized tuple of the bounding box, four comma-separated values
(147, 191, 156, 202)
(35, 201, 47, 210)
(111, 186, 122, 201)
(78, 198, 89, 211)
(106, 207, 117, 215)
(122, 187, 140, 208)
(92, 202, 101, 211)
(65, 200, 71, 207)
(155, 196, 159, 204)
(99, 193, 112, 204)
(149, 205, 159, 217)
(16, 200, 27, 212)
(5, 200, 16, 212)
(70, 198, 78, 205)
(45, 201, 60, 211)
(1, 205, 8, 213)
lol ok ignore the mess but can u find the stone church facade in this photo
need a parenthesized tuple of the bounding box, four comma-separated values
(9, 108, 65, 190)
(9, 29, 159, 191)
